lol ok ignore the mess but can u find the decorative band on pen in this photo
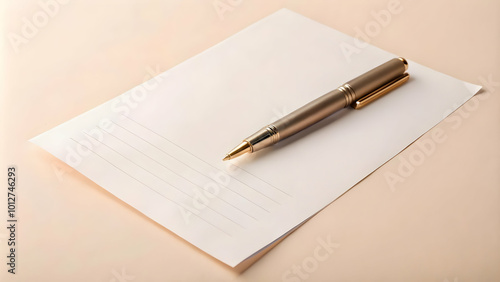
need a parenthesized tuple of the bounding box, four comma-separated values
(338, 84, 357, 107)
(265, 124, 280, 144)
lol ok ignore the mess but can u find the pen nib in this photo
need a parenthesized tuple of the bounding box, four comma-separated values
(222, 141, 251, 161)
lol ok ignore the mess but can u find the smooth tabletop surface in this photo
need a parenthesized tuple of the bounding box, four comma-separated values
(1, 0, 499, 281)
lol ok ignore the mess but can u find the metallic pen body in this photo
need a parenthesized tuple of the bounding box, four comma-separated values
(223, 58, 409, 161)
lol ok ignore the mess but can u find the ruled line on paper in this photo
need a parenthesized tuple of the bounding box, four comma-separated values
(111, 119, 279, 211)
(84, 130, 259, 222)
(81, 131, 248, 229)
(120, 115, 292, 201)
(68, 137, 234, 237)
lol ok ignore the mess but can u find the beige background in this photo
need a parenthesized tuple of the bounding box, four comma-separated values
(1, 0, 499, 281)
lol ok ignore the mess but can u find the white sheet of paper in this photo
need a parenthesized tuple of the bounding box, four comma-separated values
(31, 9, 481, 267)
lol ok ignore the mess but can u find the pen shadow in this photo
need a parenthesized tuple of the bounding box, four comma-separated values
(238, 107, 352, 164)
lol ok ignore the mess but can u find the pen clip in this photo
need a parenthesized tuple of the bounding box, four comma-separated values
(351, 72, 410, 109)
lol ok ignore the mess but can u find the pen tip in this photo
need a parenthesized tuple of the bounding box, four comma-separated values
(223, 141, 251, 161)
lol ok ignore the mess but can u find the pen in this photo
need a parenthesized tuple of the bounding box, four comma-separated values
(223, 57, 409, 161)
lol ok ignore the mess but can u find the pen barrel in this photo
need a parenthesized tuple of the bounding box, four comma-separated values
(246, 87, 346, 152)
(272, 88, 346, 140)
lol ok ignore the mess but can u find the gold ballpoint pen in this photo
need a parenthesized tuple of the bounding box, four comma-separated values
(223, 57, 410, 161)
